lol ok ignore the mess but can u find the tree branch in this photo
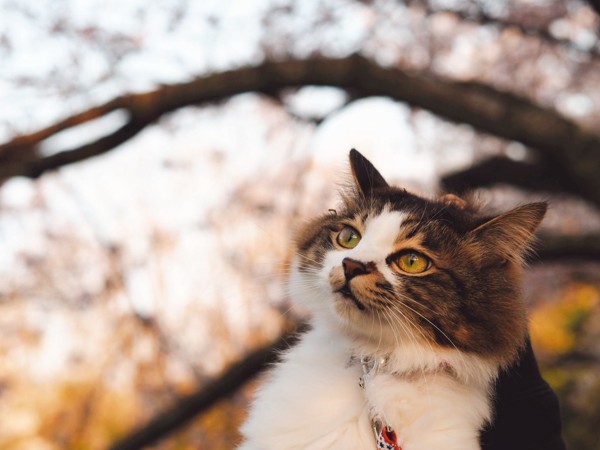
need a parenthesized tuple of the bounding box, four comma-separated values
(108, 323, 307, 450)
(537, 233, 600, 261)
(441, 155, 581, 197)
(3, 55, 600, 208)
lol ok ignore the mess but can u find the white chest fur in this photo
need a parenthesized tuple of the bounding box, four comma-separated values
(238, 327, 494, 450)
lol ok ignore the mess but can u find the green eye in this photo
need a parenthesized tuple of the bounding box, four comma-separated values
(396, 252, 430, 274)
(336, 226, 361, 249)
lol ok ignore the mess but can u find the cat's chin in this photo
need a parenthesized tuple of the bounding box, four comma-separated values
(330, 293, 395, 346)
(334, 288, 367, 311)
(332, 290, 372, 320)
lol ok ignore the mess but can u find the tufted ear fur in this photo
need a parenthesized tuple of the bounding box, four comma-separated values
(469, 202, 547, 267)
(349, 149, 389, 196)
(440, 193, 468, 210)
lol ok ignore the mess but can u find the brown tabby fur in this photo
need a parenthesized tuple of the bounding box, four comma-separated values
(295, 149, 546, 366)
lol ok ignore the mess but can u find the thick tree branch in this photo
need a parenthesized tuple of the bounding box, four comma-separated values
(108, 323, 307, 450)
(441, 156, 581, 196)
(3, 55, 600, 208)
(537, 233, 600, 261)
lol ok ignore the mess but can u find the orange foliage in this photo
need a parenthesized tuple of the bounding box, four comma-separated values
(0, 377, 139, 450)
(530, 283, 599, 357)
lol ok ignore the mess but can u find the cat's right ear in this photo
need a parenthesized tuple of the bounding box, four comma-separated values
(469, 202, 547, 267)
(349, 149, 389, 196)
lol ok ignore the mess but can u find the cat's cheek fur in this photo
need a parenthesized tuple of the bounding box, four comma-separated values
(288, 258, 337, 321)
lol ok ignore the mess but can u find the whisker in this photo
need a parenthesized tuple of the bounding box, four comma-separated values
(394, 295, 470, 374)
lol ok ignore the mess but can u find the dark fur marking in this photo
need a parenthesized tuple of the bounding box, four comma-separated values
(376, 281, 393, 291)
(437, 269, 468, 301)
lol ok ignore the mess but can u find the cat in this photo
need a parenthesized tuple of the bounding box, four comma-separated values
(238, 149, 546, 450)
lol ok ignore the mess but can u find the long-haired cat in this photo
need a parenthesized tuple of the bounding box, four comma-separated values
(238, 149, 546, 450)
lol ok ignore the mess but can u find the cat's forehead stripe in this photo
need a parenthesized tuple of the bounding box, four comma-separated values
(349, 210, 406, 262)
(397, 217, 422, 240)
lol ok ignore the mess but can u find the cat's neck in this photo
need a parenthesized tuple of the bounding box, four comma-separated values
(315, 318, 498, 387)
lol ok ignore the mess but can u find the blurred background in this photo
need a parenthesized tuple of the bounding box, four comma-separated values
(1, 0, 600, 449)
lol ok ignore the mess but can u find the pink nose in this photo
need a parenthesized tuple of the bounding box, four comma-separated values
(342, 257, 369, 281)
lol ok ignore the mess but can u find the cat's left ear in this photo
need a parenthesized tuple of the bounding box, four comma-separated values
(469, 202, 547, 266)
(349, 149, 389, 196)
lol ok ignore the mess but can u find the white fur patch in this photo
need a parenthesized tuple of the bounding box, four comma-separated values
(346, 210, 405, 263)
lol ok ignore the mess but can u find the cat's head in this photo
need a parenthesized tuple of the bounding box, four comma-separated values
(291, 149, 546, 363)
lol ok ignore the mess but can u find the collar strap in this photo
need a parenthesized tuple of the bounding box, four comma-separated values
(358, 355, 388, 388)
(355, 356, 403, 450)
(352, 354, 456, 381)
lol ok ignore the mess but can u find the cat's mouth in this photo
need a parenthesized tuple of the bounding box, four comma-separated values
(335, 284, 366, 311)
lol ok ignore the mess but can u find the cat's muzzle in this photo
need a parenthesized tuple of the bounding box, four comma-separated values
(335, 284, 366, 311)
